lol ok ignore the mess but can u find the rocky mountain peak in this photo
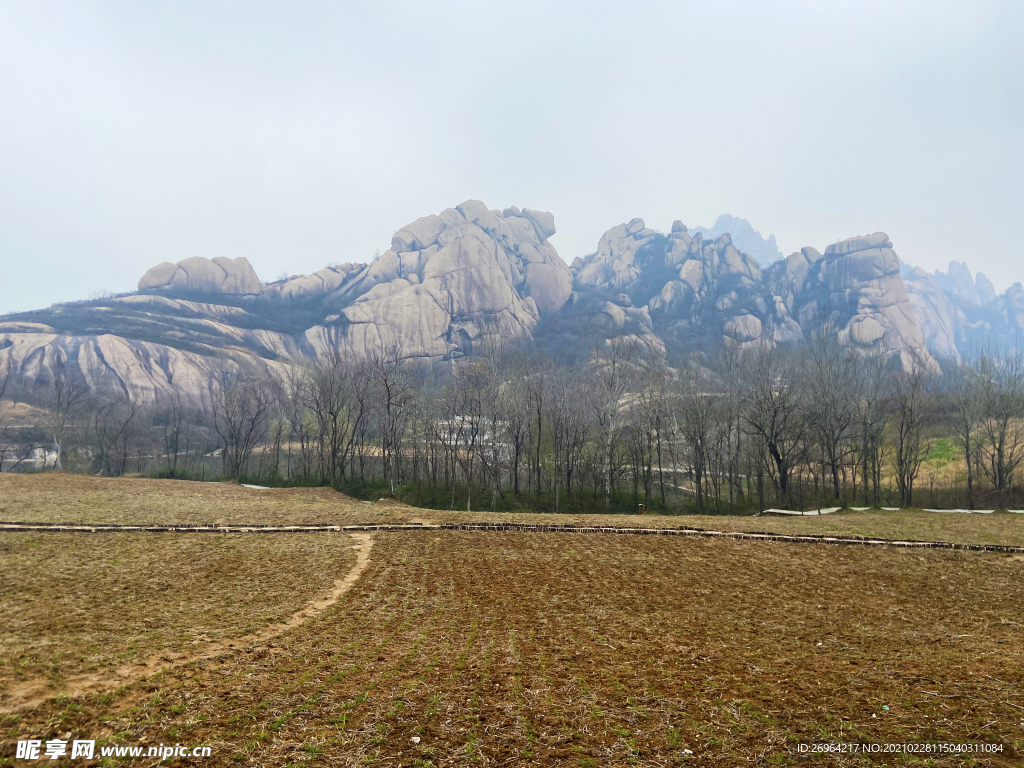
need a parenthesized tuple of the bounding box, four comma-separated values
(693, 214, 784, 267)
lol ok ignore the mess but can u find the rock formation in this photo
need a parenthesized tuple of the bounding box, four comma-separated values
(562, 223, 938, 369)
(139, 257, 263, 296)
(3, 202, 1022, 403)
(817, 233, 938, 370)
(901, 267, 961, 361)
(0, 201, 572, 402)
(566, 217, 802, 355)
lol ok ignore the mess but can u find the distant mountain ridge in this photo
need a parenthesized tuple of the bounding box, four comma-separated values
(693, 214, 784, 267)
(2, 203, 1023, 403)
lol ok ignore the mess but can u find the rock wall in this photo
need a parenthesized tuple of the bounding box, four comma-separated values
(818, 233, 938, 370)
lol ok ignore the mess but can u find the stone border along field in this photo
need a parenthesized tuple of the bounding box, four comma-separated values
(6, 474, 1024, 549)
(3, 519, 1024, 554)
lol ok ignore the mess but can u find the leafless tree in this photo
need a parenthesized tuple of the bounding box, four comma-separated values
(590, 338, 638, 511)
(739, 344, 808, 505)
(855, 350, 892, 506)
(807, 330, 859, 504)
(280, 365, 317, 479)
(47, 361, 90, 471)
(673, 358, 734, 511)
(0, 358, 11, 472)
(500, 368, 532, 495)
(548, 369, 590, 513)
(372, 338, 412, 494)
(976, 350, 1024, 501)
(945, 357, 983, 508)
(208, 369, 276, 480)
(307, 351, 371, 486)
(890, 358, 932, 507)
(158, 394, 196, 478)
(90, 393, 141, 476)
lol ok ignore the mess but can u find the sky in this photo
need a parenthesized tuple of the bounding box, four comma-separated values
(1, 0, 1022, 315)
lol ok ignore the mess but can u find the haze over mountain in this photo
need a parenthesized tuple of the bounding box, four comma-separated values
(3, 201, 1023, 403)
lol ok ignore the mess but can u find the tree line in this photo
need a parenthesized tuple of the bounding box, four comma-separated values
(3, 336, 1024, 513)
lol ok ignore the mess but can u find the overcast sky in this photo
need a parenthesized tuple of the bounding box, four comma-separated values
(1, 1, 1022, 314)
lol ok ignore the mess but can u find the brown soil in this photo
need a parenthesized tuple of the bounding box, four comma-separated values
(6, 532, 1023, 766)
(0, 530, 359, 701)
(0, 534, 373, 714)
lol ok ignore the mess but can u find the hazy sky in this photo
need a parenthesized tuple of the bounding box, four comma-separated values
(1, 1, 1022, 315)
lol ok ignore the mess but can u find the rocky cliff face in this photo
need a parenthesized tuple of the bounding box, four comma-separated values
(1, 203, 1017, 402)
(139, 256, 264, 296)
(817, 233, 938, 371)
(566, 218, 802, 356)
(931, 260, 996, 307)
(902, 266, 961, 361)
(561, 224, 939, 370)
(0, 201, 572, 402)
(305, 201, 571, 360)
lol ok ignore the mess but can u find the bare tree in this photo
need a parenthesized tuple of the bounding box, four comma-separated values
(281, 365, 317, 479)
(739, 345, 808, 506)
(90, 393, 141, 476)
(159, 394, 197, 479)
(890, 359, 932, 507)
(671, 360, 726, 510)
(977, 350, 1024, 502)
(945, 358, 983, 509)
(547, 369, 589, 513)
(47, 361, 90, 471)
(808, 331, 858, 504)
(307, 352, 371, 486)
(372, 338, 413, 494)
(0, 358, 11, 472)
(855, 350, 892, 507)
(590, 338, 638, 511)
(500, 370, 531, 495)
(208, 370, 275, 480)
(524, 359, 549, 501)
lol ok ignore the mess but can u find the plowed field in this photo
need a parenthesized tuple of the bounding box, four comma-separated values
(5, 531, 1023, 766)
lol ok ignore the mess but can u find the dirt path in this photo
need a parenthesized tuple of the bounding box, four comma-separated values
(0, 533, 374, 714)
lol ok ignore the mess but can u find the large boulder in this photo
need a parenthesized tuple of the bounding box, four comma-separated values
(139, 256, 263, 296)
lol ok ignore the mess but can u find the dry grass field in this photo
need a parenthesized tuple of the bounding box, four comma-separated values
(3, 473, 1024, 548)
(2, 474, 1024, 766)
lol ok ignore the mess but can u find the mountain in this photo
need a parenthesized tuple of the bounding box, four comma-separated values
(693, 214, 784, 267)
(0, 201, 571, 403)
(2, 203, 1021, 403)
(558, 221, 937, 371)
